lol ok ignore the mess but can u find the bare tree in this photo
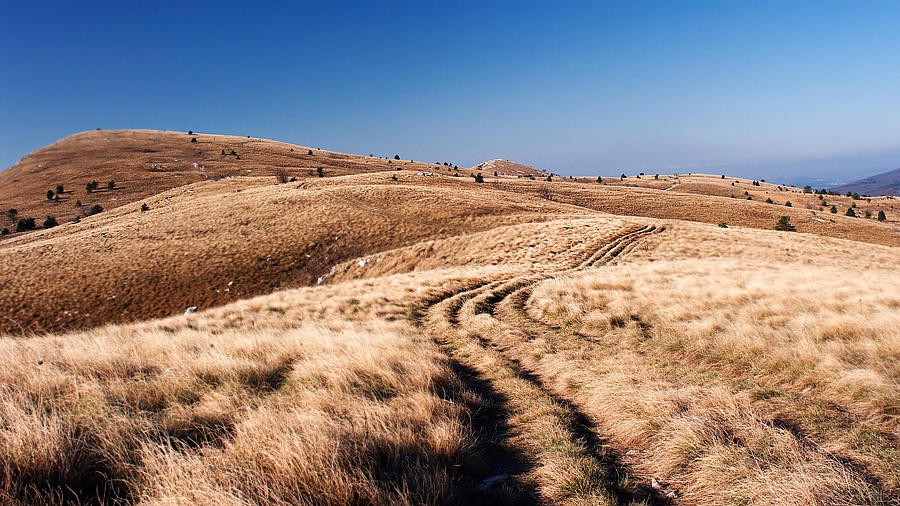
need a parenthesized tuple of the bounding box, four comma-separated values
(276, 168, 291, 184)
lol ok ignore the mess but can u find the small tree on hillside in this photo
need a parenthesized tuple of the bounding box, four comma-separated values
(56, 184, 64, 195)
(308, 149, 313, 156)
(46, 190, 54, 200)
(474, 173, 484, 183)
(16, 217, 36, 232)
(316, 167, 324, 178)
(107, 181, 115, 190)
(89, 204, 103, 216)
(845, 208, 856, 217)
(831, 205, 837, 214)
(43, 216, 58, 229)
(878, 210, 886, 221)
(765, 198, 773, 204)
(774, 216, 796, 232)
(785, 201, 792, 207)
(141, 203, 149, 212)
(394, 155, 400, 160)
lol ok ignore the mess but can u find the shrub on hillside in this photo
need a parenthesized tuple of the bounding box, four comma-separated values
(46, 189, 54, 200)
(774, 216, 796, 232)
(16, 217, 36, 232)
(316, 167, 324, 178)
(878, 210, 886, 222)
(141, 203, 149, 212)
(846, 208, 856, 217)
(785, 201, 792, 207)
(56, 184, 64, 194)
(308, 149, 313, 155)
(394, 154, 400, 160)
(831, 205, 837, 214)
(474, 173, 484, 183)
(107, 181, 115, 190)
(718, 222, 728, 228)
(766, 198, 773, 204)
(276, 168, 290, 184)
(75, 200, 82, 207)
(89, 204, 103, 216)
(43, 216, 58, 229)
(0, 228, 8, 235)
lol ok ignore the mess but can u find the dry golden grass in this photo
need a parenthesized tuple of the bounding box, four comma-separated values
(3, 131, 900, 505)
(2, 214, 900, 504)
(516, 222, 900, 504)
(0, 174, 592, 334)
(0, 270, 527, 505)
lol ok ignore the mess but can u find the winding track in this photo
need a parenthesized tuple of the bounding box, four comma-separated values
(417, 224, 668, 505)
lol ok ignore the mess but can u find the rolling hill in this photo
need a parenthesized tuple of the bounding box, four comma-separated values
(833, 166, 900, 196)
(1, 130, 899, 505)
(0, 129, 442, 229)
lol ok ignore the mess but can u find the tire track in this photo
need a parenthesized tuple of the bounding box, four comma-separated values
(416, 224, 667, 505)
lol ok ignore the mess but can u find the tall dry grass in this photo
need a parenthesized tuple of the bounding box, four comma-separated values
(0, 305, 491, 505)
(517, 224, 900, 503)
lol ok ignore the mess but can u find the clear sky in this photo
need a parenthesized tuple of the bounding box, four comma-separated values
(2, 1, 899, 183)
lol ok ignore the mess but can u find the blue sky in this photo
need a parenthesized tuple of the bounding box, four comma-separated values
(2, 1, 899, 182)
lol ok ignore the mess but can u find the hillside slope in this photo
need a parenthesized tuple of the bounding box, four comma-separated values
(2, 216, 898, 505)
(473, 159, 547, 177)
(834, 166, 900, 196)
(0, 129, 440, 229)
(0, 173, 589, 334)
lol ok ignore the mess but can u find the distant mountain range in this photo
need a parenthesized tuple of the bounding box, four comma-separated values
(833, 167, 900, 196)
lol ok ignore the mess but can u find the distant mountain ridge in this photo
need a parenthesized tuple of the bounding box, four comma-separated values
(833, 167, 900, 196)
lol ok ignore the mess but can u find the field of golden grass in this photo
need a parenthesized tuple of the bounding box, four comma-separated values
(2, 131, 899, 505)
(3, 213, 898, 505)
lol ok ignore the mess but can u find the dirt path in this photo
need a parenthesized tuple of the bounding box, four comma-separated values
(416, 225, 668, 505)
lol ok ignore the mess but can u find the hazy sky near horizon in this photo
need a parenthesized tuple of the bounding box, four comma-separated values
(2, 1, 899, 181)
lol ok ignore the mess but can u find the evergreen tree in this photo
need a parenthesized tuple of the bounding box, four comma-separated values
(774, 216, 796, 231)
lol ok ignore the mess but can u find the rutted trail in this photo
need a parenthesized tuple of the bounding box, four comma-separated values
(418, 225, 666, 505)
